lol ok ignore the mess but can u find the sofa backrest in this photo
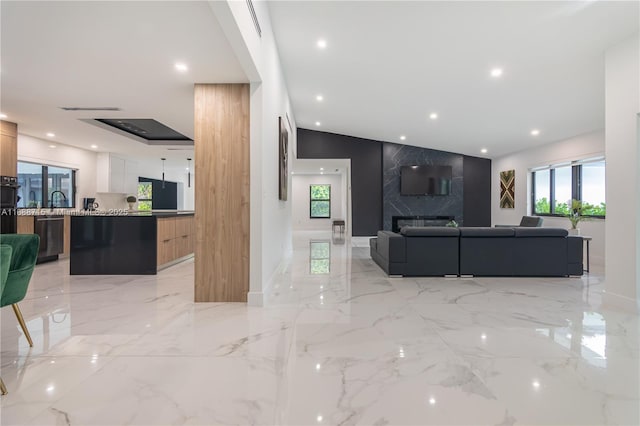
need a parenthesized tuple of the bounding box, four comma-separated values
(514, 227, 568, 237)
(459, 227, 515, 237)
(400, 226, 460, 237)
(519, 216, 543, 227)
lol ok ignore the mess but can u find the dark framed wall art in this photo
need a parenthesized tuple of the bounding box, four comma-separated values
(500, 169, 515, 208)
(279, 116, 289, 201)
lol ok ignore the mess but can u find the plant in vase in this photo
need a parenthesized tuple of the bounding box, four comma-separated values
(126, 195, 137, 211)
(567, 199, 586, 234)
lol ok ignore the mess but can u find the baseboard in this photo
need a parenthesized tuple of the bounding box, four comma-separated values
(603, 291, 639, 313)
(246, 248, 293, 307)
(247, 291, 264, 307)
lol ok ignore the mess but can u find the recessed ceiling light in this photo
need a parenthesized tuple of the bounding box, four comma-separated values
(90, 144, 98, 149)
(175, 62, 188, 72)
(316, 39, 327, 49)
(49, 145, 56, 149)
(429, 113, 438, 120)
(315, 121, 321, 126)
(531, 129, 540, 136)
(400, 135, 406, 141)
(320, 168, 324, 171)
(0, 113, 7, 119)
(490, 68, 503, 78)
(291, 171, 295, 175)
(316, 95, 323, 102)
(481, 148, 488, 154)
(46, 132, 55, 137)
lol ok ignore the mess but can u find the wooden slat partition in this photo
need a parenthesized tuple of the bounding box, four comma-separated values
(194, 84, 250, 302)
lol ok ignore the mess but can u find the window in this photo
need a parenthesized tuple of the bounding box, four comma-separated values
(310, 184, 331, 218)
(532, 159, 605, 217)
(17, 161, 75, 208)
(137, 182, 153, 211)
(581, 160, 606, 216)
(533, 169, 550, 214)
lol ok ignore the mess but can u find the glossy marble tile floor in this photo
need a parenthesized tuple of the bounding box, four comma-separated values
(1, 231, 638, 425)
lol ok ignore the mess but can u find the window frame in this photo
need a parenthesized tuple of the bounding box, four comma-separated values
(531, 159, 605, 219)
(17, 160, 77, 208)
(309, 184, 331, 219)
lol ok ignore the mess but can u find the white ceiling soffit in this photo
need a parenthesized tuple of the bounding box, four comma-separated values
(0, 1, 248, 161)
(292, 158, 350, 175)
(269, 1, 639, 158)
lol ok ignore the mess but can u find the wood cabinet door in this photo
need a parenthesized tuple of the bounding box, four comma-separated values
(175, 216, 191, 238)
(157, 238, 176, 266)
(175, 234, 191, 259)
(157, 218, 176, 241)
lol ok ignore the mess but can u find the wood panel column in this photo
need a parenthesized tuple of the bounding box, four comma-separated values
(194, 84, 250, 302)
(0, 120, 18, 176)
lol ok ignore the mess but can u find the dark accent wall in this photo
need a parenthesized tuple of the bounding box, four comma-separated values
(139, 177, 178, 210)
(382, 143, 464, 230)
(296, 129, 382, 236)
(462, 156, 492, 227)
(297, 129, 491, 235)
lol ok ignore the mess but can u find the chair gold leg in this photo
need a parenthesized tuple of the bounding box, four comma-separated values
(12, 304, 33, 347)
(0, 377, 7, 395)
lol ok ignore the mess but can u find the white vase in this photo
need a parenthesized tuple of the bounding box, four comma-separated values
(568, 228, 580, 236)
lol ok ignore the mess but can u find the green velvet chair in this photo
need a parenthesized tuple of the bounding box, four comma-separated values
(1, 243, 13, 395)
(0, 234, 40, 348)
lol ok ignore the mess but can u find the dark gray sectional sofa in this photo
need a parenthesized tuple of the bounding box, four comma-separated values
(370, 226, 583, 277)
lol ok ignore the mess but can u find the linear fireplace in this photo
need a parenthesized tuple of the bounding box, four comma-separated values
(392, 215, 455, 233)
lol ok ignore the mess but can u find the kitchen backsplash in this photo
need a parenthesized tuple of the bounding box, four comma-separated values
(95, 192, 128, 210)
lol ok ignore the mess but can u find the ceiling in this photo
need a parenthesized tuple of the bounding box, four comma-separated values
(1, 1, 247, 170)
(2, 1, 638, 167)
(269, 1, 639, 158)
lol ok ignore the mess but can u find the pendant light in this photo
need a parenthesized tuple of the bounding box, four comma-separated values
(161, 158, 166, 189)
(187, 158, 192, 188)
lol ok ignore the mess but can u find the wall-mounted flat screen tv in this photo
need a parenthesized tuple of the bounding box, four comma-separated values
(400, 165, 452, 196)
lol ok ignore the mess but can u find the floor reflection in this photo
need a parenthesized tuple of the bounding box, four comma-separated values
(309, 240, 331, 274)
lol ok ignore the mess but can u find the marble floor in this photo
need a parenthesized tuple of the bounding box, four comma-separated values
(1, 231, 638, 425)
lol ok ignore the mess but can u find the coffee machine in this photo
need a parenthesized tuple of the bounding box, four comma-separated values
(83, 197, 97, 211)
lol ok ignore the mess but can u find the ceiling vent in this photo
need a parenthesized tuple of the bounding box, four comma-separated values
(60, 107, 121, 111)
(246, 0, 262, 37)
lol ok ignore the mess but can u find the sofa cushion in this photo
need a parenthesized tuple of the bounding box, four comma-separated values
(459, 227, 515, 237)
(514, 228, 568, 237)
(400, 226, 460, 237)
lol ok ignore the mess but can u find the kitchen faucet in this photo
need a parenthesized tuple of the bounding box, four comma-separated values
(49, 190, 67, 209)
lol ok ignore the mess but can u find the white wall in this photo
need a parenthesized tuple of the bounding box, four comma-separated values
(491, 130, 606, 267)
(210, 1, 297, 306)
(292, 174, 344, 230)
(604, 33, 640, 312)
(17, 134, 98, 207)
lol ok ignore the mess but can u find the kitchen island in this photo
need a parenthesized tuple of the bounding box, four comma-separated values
(70, 211, 194, 275)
